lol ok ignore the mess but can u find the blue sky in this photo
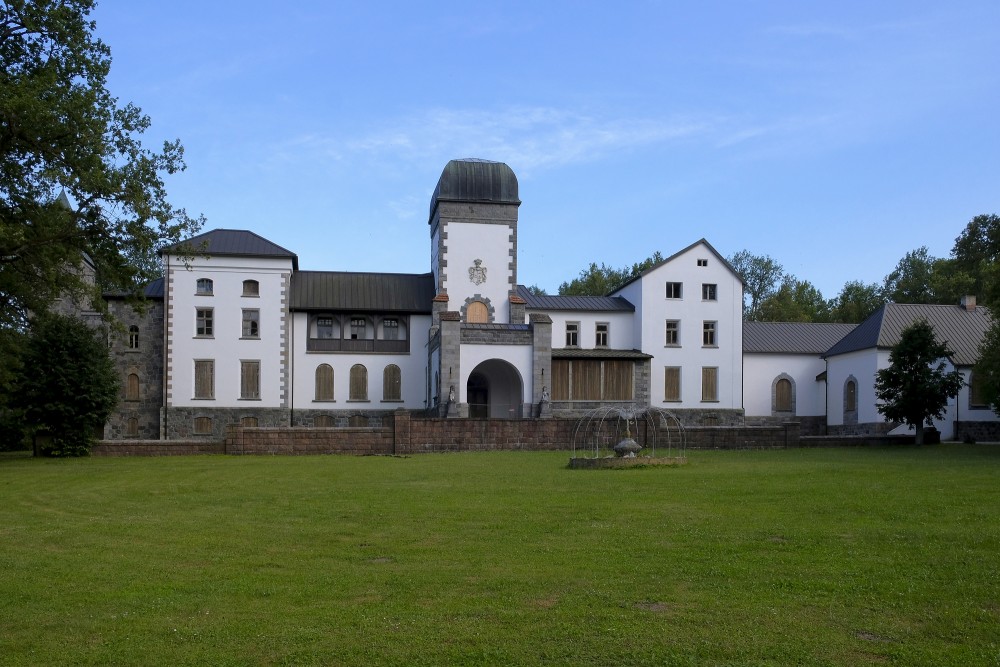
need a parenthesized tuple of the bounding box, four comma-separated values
(93, 1, 999, 297)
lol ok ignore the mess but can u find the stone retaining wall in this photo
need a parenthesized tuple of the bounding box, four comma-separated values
(92, 440, 225, 456)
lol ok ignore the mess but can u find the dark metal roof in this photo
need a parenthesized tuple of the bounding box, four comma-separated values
(161, 229, 299, 269)
(743, 322, 857, 354)
(290, 271, 434, 312)
(429, 158, 520, 222)
(516, 285, 635, 312)
(612, 238, 742, 294)
(552, 348, 653, 359)
(824, 303, 993, 366)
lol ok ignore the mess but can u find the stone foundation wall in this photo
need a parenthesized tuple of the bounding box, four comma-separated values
(954, 421, 1000, 443)
(744, 415, 826, 436)
(826, 421, 896, 437)
(164, 407, 290, 440)
(92, 440, 224, 456)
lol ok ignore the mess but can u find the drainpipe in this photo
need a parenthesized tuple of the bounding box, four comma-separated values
(163, 253, 170, 440)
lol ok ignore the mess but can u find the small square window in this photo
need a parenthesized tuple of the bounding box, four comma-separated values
(665, 320, 680, 346)
(316, 316, 334, 339)
(242, 280, 259, 297)
(697, 259, 708, 267)
(665, 282, 682, 299)
(383, 318, 399, 340)
(702, 283, 717, 301)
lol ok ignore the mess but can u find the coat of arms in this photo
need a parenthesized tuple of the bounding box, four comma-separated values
(469, 259, 487, 285)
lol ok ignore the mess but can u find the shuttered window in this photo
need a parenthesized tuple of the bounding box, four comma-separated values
(970, 373, 987, 408)
(242, 280, 259, 296)
(552, 360, 571, 400)
(664, 367, 681, 402)
(194, 360, 214, 399)
(126, 418, 138, 437)
(314, 415, 335, 427)
(240, 416, 258, 428)
(845, 380, 857, 412)
(240, 361, 260, 400)
(350, 364, 368, 400)
(603, 360, 632, 400)
(193, 417, 212, 434)
(467, 301, 488, 323)
(126, 373, 140, 401)
(383, 364, 402, 401)
(315, 364, 334, 401)
(775, 378, 793, 412)
(551, 359, 633, 401)
(701, 367, 718, 402)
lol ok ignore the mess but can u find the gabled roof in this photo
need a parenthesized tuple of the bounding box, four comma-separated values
(743, 322, 857, 354)
(515, 285, 635, 312)
(823, 303, 993, 366)
(611, 238, 742, 295)
(161, 229, 298, 269)
(290, 271, 435, 312)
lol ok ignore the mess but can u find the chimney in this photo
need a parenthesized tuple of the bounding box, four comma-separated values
(960, 295, 976, 311)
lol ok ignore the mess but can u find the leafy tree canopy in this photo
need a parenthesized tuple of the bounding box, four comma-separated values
(757, 277, 830, 323)
(828, 280, 885, 324)
(727, 250, 783, 321)
(0, 0, 202, 331)
(874, 320, 964, 444)
(11, 313, 118, 455)
(975, 321, 1000, 417)
(558, 251, 663, 296)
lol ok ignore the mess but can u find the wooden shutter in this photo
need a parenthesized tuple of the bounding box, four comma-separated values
(552, 360, 570, 400)
(572, 360, 601, 400)
(350, 365, 368, 400)
(315, 364, 334, 401)
(467, 301, 488, 323)
(241, 361, 260, 399)
(383, 364, 401, 401)
(701, 367, 718, 401)
(126, 373, 140, 401)
(602, 360, 633, 400)
(664, 367, 681, 402)
(775, 378, 792, 412)
(195, 361, 214, 399)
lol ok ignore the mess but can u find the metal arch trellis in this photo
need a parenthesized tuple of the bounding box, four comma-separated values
(571, 404, 686, 459)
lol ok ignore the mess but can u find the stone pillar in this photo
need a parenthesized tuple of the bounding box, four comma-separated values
(530, 313, 553, 418)
(509, 292, 526, 324)
(439, 312, 462, 418)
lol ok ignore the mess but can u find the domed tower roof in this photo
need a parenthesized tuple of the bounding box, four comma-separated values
(428, 158, 520, 223)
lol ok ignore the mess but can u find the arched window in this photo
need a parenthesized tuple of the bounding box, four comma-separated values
(126, 418, 139, 437)
(774, 377, 793, 413)
(845, 378, 857, 412)
(128, 325, 139, 349)
(196, 278, 213, 295)
(240, 416, 258, 428)
(242, 279, 259, 296)
(383, 364, 401, 401)
(314, 415, 335, 428)
(315, 364, 334, 401)
(350, 364, 368, 401)
(467, 301, 488, 323)
(126, 373, 140, 401)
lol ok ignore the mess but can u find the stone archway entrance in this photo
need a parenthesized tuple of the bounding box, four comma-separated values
(467, 359, 524, 418)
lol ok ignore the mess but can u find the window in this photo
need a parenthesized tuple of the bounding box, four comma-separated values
(845, 379, 857, 412)
(702, 283, 717, 301)
(126, 418, 139, 437)
(665, 282, 682, 299)
(194, 360, 214, 399)
(566, 322, 579, 347)
(595, 323, 609, 347)
(775, 378, 793, 412)
(970, 372, 988, 408)
(349, 364, 368, 401)
(703, 321, 717, 346)
(242, 280, 259, 297)
(196, 308, 213, 337)
(701, 367, 719, 402)
(551, 359, 633, 401)
(314, 415, 335, 428)
(126, 373, 140, 401)
(240, 416, 258, 428)
(664, 367, 681, 402)
(697, 259, 708, 267)
(315, 364, 334, 401)
(240, 361, 260, 400)
(128, 325, 139, 350)
(193, 416, 213, 435)
(665, 320, 680, 346)
(196, 278, 213, 295)
(242, 309, 260, 338)
(382, 318, 399, 340)
(317, 316, 334, 339)
(350, 317, 367, 340)
(467, 301, 488, 323)
(383, 364, 402, 401)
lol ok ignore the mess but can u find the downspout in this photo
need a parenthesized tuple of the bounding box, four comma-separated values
(163, 253, 170, 440)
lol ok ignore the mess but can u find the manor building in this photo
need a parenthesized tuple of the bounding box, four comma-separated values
(101, 159, 999, 442)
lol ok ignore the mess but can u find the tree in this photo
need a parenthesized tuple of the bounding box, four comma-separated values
(11, 313, 119, 456)
(874, 320, 964, 444)
(558, 251, 663, 296)
(0, 0, 202, 333)
(828, 280, 884, 323)
(974, 321, 1000, 416)
(951, 213, 1000, 305)
(757, 277, 830, 322)
(522, 284, 547, 296)
(727, 250, 784, 321)
(882, 247, 938, 304)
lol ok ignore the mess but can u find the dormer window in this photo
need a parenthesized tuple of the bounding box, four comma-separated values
(196, 278, 213, 295)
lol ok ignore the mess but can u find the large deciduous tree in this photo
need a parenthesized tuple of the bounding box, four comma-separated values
(757, 277, 830, 322)
(11, 313, 118, 456)
(828, 280, 884, 324)
(558, 251, 663, 296)
(0, 0, 202, 332)
(727, 250, 783, 321)
(874, 320, 964, 444)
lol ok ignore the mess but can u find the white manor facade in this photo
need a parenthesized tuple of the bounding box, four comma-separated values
(102, 159, 1000, 442)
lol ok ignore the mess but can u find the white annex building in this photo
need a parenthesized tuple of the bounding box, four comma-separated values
(101, 159, 999, 442)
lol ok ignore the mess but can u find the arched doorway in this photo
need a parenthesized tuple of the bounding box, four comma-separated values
(466, 359, 524, 418)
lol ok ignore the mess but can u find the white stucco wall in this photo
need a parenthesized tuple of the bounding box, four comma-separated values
(541, 311, 635, 350)
(289, 312, 431, 410)
(166, 255, 292, 408)
(825, 348, 883, 426)
(743, 353, 828, 417)
(441, 221, 513, 323)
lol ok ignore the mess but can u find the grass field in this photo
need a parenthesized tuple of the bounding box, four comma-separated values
(1, 446, 998, 666)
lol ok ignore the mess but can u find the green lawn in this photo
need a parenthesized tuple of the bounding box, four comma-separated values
(1, 446, 998, 666)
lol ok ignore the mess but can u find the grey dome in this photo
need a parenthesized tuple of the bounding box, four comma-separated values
(429, 158, 520, 222)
